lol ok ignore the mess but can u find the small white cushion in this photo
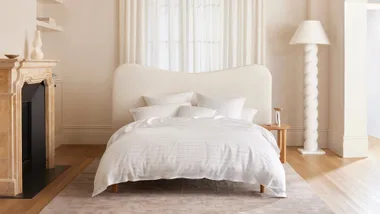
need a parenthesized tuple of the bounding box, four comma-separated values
(178, 106, 217, 118)
(240, 108, 259, 122)
(196, 94, 246, 119)
(143, 92, 194, 106)
(129, 103, 191, 121)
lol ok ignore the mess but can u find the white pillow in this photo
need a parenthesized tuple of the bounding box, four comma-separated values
(129, 103, 190, 121)
(143, 92, 194, 106)
(178, 106, 217, 118)
(240, 108, 259, 122)
(196, 94, 246, 119)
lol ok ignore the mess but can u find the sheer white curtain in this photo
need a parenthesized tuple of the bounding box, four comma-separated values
(119, 0, 264, 73)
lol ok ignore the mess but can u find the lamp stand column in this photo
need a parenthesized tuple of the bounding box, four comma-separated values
(298, 44, 325, 155)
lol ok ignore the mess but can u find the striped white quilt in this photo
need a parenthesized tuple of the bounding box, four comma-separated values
(93, 117, 286, 197)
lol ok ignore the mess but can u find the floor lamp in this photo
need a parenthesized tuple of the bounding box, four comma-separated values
(290, 20, 330, 155)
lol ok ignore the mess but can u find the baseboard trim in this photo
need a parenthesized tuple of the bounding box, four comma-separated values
(342, 136, 369, 158)
(328, 131, 344, 157)
(63, 125, 113, 145)
(63, 125, 113, 130)
(327, 131, 368, 157)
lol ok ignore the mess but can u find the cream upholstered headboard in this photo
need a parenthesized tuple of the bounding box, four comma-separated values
(112, 64, 272, 129)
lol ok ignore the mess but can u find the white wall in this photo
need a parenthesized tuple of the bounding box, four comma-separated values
(367, 10, 380, 138)
(41, 0, 330, 147)
(40, 0, 118, 144)
(0, 0, 36, 57)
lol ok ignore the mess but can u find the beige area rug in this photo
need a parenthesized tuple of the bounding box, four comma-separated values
(41, 159, 334, 214)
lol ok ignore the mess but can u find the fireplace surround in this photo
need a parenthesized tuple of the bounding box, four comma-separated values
(0, 59, 57, 196)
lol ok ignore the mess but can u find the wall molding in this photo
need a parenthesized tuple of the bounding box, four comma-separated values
(343, 135, 369, 140)
(327, 131, 369, 141)
(54, 78, 63, 84)
(289, 126, 328, 132)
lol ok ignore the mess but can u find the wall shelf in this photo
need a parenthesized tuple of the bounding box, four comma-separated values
(37, 0, 63, 4)
(36, 20, 63, 32)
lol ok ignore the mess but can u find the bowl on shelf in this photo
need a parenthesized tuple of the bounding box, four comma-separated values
(5, 54, 19, 59)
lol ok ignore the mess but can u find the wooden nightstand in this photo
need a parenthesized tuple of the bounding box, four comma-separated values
(260, 124, 290, 163)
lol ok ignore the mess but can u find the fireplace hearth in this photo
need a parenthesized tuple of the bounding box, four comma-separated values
(17, 83, 69, 199)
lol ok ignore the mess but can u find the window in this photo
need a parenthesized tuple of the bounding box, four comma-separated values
(120, 0, 264, 72)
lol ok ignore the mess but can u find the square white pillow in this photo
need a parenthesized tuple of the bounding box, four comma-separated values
(196, 94, 246, 119)
(178, 106, 217, 118)
(143, 92, 194, 106)
(129, 103, 190, 121)
(240, 108, 259, 122)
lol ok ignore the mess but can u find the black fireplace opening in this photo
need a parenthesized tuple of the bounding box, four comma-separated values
(13, 83, 69, 199)
(22, 83, 46, 176)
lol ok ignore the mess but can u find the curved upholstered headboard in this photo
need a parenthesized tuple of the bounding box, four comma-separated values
(112, 64, 272, 129)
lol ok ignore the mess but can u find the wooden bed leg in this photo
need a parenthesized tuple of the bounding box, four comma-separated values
(112, 184, 119, 193)
(260, 185, 265, 193)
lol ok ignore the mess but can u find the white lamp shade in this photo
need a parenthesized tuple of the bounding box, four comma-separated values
(290, 20, 330, 45)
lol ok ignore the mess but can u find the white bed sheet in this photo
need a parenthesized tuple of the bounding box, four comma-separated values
(93, 117, 286, 197)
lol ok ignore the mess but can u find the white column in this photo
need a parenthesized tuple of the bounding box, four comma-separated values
(298, 44, 325, 155)
(341, 0, 368, 157)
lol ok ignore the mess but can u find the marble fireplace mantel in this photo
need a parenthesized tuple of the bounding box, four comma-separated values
(0, 59, 58, 196)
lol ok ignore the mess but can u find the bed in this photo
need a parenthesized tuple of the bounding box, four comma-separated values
(92, 64, 286, 197)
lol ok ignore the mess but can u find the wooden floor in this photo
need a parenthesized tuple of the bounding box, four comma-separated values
(0, 139, 379, 214)
(288, 137, 380, 214)
(0, 145, 105, 214)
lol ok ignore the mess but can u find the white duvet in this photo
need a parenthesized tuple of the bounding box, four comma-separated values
(93, 117, 286, 197)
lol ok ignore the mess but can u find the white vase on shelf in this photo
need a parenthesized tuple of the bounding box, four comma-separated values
(31, 30, 44, 60)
